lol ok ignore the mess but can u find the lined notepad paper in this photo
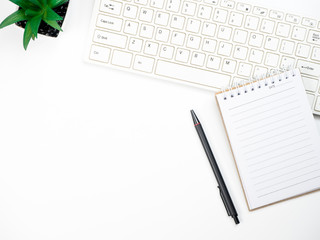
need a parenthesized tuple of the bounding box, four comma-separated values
(216, 69, 320, 210)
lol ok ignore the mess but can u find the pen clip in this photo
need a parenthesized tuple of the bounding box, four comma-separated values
(218, 186, 231, 216)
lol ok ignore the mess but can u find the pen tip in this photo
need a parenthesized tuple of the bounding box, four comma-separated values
(233, 216, 240, 225)
(190, 110, 200, 125)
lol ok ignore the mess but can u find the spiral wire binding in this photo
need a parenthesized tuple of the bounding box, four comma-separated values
(222, 67, 297, 100)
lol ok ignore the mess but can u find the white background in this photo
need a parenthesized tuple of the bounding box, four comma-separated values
(0, 0, 320, 239)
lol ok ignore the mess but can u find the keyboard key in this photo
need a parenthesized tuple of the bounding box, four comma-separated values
(198, 5, 213, 20)
(292, 26, 307, 41)
(206, 55, 221, 70)
(237, 3, 251, 13)
(307, 92, 315, 107)
(150, 0, 165, 9)
(155, 60, 231, 88)
(297, 60, 320, 77)
(89, 45, 111, 63)
(222, 59, 237, 73)
(307, 30, 320, 46)
(166, 0, 181, 12)
(217, 26, 232, 40)
(111, 50, 133, 67)
(306, 93, 315, 107)
(96, 14, 123, 32)
(154, 11, 170, 26)
(186, 35, 201, 49)
(276, 23, 290, 37)
(159, 45, 175, 59)
(265, 52, 279, 67)
(191, 52, 206, 66)
(124, 21, 139, 35)
(311, 47, 320, 62)
(269, 10, 283, 20)
(128, 37, 143, 52)
(315, 97, 320, 112)
(133, 55, 155, 72)
(280, 40, 295, 55)
(202, 38, 217, 53)
(202, 22, 216, 37)
(253, 66, 268, 78)
(296, 44, 310, 58)
(248, 33, 264, 47)
(140, 24, 154, 38)
(249, 49, 264, 64)
(93, 30, 127, 48)
(229, 12, 244, 27)
(171, 31, 186, 45)
(182, 1, 197, 16)
(233, 46, 248, 60)
(144, 41, 159, 55)
(139, 8, 154, 22)
(280, 56, 295, 69)
(220, 0, 235, 9)
(286, 14, 300, 24)
(244, 15, 259, 30)
(175, 48, 190, 62)
(213, 8, 228, 23)
(260, 19, 275, 34)
(302, 18, 317, 28)
(233, 29, 248, 44)
(123, 4, 138, 19)
(171, 15, 185, 29)
(238, 62, 252, 77)
(155, 28, 170, 42)
(264, 36, 279, 51)
(186, 19, 201, 33)
(303, 77, 319, 92)
(100, 0, 122, 15)
(218, 42, 233, 56)
(253, 6, 267, 17)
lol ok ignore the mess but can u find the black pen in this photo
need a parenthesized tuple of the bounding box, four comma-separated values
(191, 110, 240, 225)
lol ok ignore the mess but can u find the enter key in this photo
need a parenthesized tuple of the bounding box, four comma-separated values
(297, 60, 320, 77)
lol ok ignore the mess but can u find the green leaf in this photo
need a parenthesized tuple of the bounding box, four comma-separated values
(37, 0, 48, 6)
(0, 9, 27, 29)
(28, 0, 42, 8)
(29, 15, 42, 38)
(44, 7, 63, 21)
(25, 9, 42, 17)
(49, 0, 68, 9)
(9, 0, 29, 9)
(23, 21, 33, 50)
(43, 19, 62, 31)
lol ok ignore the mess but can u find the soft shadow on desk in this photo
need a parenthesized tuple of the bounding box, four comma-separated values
(315, 115, 320, 133)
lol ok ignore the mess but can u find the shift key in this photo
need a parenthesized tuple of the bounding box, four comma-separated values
(297, 60, 320, 77)
(93, 30, 127, 49)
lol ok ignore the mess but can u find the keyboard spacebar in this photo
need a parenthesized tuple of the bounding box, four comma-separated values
(155, 60, 231, 89)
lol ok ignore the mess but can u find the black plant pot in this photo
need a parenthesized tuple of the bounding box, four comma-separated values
(16, 1, 70, 38)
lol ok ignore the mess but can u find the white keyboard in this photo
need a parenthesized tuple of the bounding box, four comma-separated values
(85, 0, 320, 115)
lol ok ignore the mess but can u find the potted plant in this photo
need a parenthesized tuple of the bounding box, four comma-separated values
(0, 0, 70, 50)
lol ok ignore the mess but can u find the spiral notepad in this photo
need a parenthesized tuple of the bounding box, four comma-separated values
(216, 69, 320, 210)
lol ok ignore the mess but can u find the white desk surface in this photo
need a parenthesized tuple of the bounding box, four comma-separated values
(1, 1, 320, 239)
